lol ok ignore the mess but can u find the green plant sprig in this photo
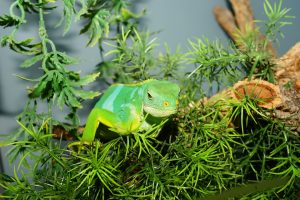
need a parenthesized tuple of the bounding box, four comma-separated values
(187, 38, 246, 89)
(187, 0, 293, 84)
(261, 0, 294, 45)
(101, 27, 185, 85)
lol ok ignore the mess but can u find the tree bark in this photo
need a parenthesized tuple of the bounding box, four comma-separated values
(213, 0, 300, 133)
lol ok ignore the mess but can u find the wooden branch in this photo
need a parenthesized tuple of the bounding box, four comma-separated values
(230, 0, 255, 33)
(52, 125, 84, 141)
(273, 42, 300, 131)
(213, 6, 238, 40)
(212, 0, 299, 133)
(275, 41, 300, 86)
(213, 0, 276, 56)
(230, 79, 282, 109)
(201, 79, 299, 133)
(295, 80, 300, 91)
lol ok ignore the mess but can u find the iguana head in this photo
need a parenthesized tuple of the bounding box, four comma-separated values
(143, 80, 180, 117)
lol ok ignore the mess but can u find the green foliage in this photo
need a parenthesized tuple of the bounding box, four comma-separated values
(101, 28, 184, 84)
(187, 38, 246, 89)
(80, 9, 110, 46)
(1, 0, 299, 199)
(104, 29, 158, 82)
(59, 0, 76, 34)
(262, 0, 294, 42)
(71, 141, 121, 196)
(1, 36, 42, 55)
(26, 51, 101, 109)
(0, 15, 22, 28)
(188, 0, 294, 84)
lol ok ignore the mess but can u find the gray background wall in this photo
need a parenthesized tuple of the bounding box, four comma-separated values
(1, 0, 299, 175)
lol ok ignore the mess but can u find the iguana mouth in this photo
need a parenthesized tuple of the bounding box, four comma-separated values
(143, 106, 176, 117)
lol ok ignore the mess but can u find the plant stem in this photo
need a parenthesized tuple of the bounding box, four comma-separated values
(38, 0, 48, 55)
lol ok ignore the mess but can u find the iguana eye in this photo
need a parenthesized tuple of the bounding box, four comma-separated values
(147, 92, 153, 100)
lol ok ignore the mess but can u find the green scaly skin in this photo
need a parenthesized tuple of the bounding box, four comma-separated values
(80, 79, 180, 143)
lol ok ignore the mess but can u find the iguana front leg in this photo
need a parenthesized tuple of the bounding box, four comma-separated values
(81, 106, 141, 143)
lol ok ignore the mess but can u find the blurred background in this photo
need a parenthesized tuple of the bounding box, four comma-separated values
(0, 0, 299, 175)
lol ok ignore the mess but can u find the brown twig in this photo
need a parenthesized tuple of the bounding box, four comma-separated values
(230, 0, 255, 33)
(275, 41, 300, 86)
(52, 125, 84, 141)
(213, 6, 238, 40)
(213, 0, 276, 56)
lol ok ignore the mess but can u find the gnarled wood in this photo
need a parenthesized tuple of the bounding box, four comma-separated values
(275, 42, 300, 86)
(213, 6, 237, 40)
(212, 0, 299, 133)
(231, 79, 282, 109)
(213, 0, 276, 56)
(230, 0, 255, 33)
